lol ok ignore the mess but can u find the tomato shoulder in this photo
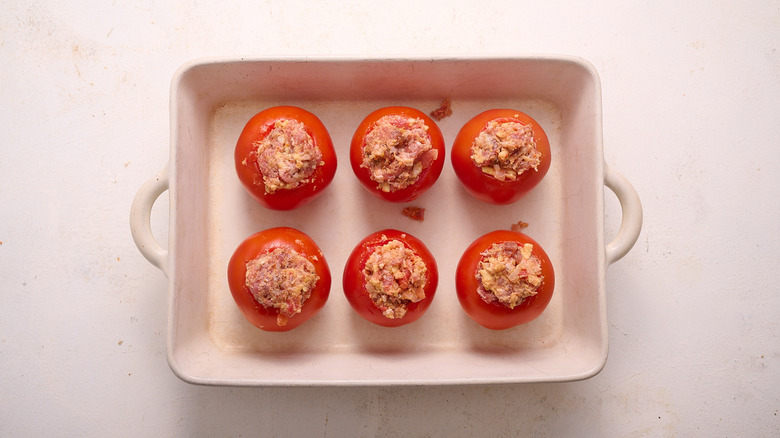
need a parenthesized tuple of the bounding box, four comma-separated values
(227, 227, 331, 332)
(455, 229, 555, 330)
(350, 106, 445, 203)
(235, 106, 337, 210)
(342, 229, 439, 327)
(451, 109, 551, 204)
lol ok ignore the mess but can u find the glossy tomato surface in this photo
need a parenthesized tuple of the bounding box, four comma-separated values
(350, 106, 445, 203)
(456, 230, 555, 330)
(227, 227, 331, 332)
(342, 229, 438, 327)
(235, 106, 337, 210)
(451, 109, 551, 204)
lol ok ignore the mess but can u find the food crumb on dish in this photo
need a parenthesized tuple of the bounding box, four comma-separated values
(476, 241, 543, 309)
(429, 98, 453, 121)
(245, 247, 319, 326)
(361, 115, 437, 192)
(511, 220, 529, 232)
(402, 206, 425, 221)
(471, 118, 541, 181)
(363, 239, 427, 319)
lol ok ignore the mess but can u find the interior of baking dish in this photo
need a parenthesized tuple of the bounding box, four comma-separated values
(166, 57, 608, 385)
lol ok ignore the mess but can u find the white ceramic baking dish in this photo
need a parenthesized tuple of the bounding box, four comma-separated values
(130, 56, 642, 386)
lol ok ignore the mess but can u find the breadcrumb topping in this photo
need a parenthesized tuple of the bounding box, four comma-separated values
(363, 238, 427, 319)
(247, 119, 322, 194)
(361, 115, 438, 192)
(476, 242, 543, 309)
(471, 118, 541, 181)
(245, 247, 319, 326)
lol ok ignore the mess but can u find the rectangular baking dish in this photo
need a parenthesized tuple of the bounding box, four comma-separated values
(130, 56, 642, 385)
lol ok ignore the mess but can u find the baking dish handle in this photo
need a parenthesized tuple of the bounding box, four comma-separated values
(604, 164, 643, 265)
(130, 165, 169, 276)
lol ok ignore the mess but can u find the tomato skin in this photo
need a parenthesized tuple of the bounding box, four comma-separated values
(451, 109, 551, 205)
(235, 106, 337, 210)
(342, 229, 439, 327)
(227, 227, 331, 332)
(456, 230, 555, 330)
(350, 106, 446, 203)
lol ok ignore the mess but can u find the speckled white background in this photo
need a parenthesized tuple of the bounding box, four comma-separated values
(1, 1, 778, 436)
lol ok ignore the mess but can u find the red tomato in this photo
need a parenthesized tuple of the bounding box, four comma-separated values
(342, 229, 438, 327)
(235, 106, 337, 210)
(451, 109, 551, 204)
(455, 230, 555, 330)
(350, 106, 445, 203)
(227, 227, 331, 332)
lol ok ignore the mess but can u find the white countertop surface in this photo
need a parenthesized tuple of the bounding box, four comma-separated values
(1, 1, 778, 436)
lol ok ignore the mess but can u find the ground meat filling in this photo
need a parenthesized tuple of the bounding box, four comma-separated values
(361, 115, 438, 192)
(476, 242, 544, 309)
(247, 119, 322, 194)
(470, 118, 542, 182)
(245, 247, 319, 326)
(363, 238, 427, 319)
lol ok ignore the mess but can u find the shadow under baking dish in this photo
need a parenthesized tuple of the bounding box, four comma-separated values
(166, 57, 608, 385)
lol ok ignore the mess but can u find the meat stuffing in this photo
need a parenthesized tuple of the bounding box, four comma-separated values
(470, 118, 541, 181)
(247, 118, 322, 194)
(245, 247, 319, 326)
(475, 241, 543, 309)
(363, 238, 428, 319)
(361, 115, 438, 192)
